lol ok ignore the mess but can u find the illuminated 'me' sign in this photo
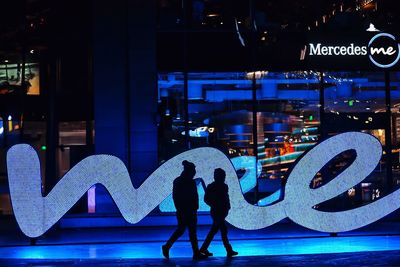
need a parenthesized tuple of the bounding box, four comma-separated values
(6, 132, 397, 238)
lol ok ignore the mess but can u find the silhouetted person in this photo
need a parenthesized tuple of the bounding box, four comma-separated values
(162, 160, 207, 260)
(200, 168, 238, 257)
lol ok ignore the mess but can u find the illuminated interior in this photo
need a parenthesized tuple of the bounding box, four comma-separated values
(0, 63, 40, 95)
(158, 71, 400, 208)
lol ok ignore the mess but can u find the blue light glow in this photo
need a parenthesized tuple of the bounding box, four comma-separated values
(0, 235, 399, 259)
(258, 189, 282, 206)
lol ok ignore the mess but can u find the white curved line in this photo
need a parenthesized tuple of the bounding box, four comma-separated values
(7, 132, 395, 237)
(7, 146, 285, 238)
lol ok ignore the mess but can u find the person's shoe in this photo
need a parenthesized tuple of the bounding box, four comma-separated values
(227, 249, 238, 257)
(162, 245, 170, 259)
(200, 249, 213, 257)
(226, 244, 238, 257)
(193, 251, 208, 260)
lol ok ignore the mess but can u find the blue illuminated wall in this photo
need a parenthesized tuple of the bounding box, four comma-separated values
(93, 0, 158, 212)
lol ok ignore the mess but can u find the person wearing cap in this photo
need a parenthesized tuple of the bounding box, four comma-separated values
(162, 160, 207, 260)
(200, 168, 238, 257)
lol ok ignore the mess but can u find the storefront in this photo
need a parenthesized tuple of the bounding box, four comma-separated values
(157, 30, 400, 213)
(1, 0, 400, 229)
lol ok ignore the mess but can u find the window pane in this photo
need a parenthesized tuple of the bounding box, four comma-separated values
(158, 72, 187, 163)
(256, 71, 320, 206)
(323, 71, 387, 211)
(158, 72, 257, 213)
(390, 72, 400, 186)
(188, 72, 256, 209)
(324, 71, 386, 114)
(0, 62, 40, 95)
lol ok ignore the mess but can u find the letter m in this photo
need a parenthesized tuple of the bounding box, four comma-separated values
(309, 43, 321, 56)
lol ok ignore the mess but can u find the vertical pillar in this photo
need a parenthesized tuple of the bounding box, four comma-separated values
(249, 0, 259, 203)
(252, 74, 259, 202)
(127, 0, 158, 187)
(45, 56, 60, 194)
(385, 71, 393, 191)
(183, 0, 190, 149)
(93, 0, 129, 212)
(319, 72, 326, 139)
(94, 0, 158, 210)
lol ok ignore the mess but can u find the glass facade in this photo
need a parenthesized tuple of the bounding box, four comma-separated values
(154, 0, 400, 215)
(157, 69, 399, 211)
(1, 0, 400, 222)
(158, 73, 186, 163)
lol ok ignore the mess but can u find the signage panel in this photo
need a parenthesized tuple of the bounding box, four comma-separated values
(304, 32, 400, 70)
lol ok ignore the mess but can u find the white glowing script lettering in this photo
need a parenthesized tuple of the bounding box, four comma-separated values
(7, 132, 396, 238)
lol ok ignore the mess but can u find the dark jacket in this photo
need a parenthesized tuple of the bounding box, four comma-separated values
(204, 182, 230, 217)
(172, 175, 199, 213)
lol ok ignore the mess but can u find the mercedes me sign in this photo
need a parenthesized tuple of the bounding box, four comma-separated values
(307, 32, 400, 69)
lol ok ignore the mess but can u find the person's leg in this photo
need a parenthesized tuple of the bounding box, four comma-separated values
(220, 219, 238, 257)
(220, 220, 230, 249)
(187, 212, 199, 253)
(200, 222, 219, 252)
(166, 225, 185, 248)
(187, 212, 208, 259)
(166, 212, 186, 247)
(163, 213, 186, 259)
